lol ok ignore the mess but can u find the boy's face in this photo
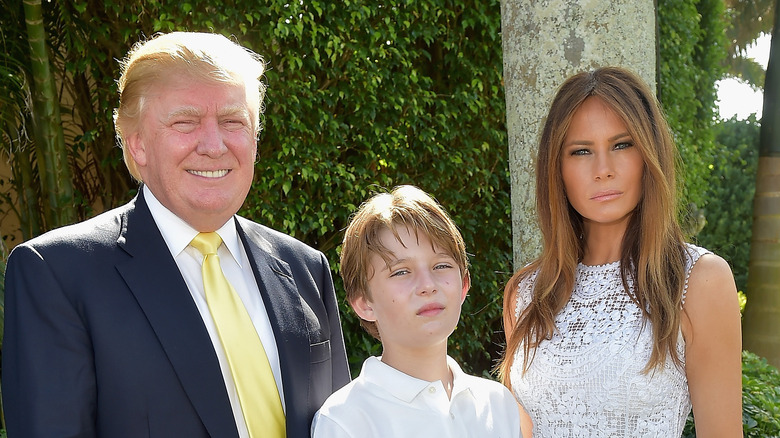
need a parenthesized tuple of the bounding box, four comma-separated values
(352, 225, 469, 355)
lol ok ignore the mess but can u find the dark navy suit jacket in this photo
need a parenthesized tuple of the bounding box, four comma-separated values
(2, 191, 350, 437)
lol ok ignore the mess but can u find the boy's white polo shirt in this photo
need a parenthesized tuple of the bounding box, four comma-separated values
(311, 356, 522, 437)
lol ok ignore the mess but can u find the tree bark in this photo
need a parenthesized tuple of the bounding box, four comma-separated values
(500, 0, 657, 268)
(743, 0, 780, 368)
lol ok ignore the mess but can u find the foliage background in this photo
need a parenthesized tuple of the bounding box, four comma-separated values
(658, 0, 727, 222)
(695, 116, 761, 293)
(0, 1, 776, 434)
(683, 350, 780, 437)
(0, 0, 733, 376)
(738, 350, 780, 436)
(1, 0, 512, 376)
(248, 0, 512, 374)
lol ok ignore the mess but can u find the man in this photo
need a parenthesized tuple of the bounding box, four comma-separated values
(2, 32, 350, 437)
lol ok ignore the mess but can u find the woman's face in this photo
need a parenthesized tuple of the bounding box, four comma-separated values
(560, 96, 644, 233)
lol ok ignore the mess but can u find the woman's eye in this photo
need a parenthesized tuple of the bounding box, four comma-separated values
(570, 148, 590, 156)
(614, 141, 634, 150)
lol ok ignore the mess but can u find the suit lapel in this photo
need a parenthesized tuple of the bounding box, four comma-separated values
(116, 193, 238, 438)
(235, 218, 311, 427)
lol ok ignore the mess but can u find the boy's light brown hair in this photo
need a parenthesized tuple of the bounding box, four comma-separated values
(340, 185, 469, 340)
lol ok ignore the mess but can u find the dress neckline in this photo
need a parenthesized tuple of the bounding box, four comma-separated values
(577, 259, 620, 271)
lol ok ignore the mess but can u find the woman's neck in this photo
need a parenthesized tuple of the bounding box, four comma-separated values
(581, 221, 627, 266)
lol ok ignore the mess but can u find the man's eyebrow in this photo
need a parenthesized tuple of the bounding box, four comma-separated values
(166, 106, 202, 120)
(217, 105, 250, 118)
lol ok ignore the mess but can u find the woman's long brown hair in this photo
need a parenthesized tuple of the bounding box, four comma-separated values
(499, 67, 688, 386)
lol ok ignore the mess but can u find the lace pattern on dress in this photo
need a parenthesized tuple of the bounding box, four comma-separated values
(510, 244, 709, 437)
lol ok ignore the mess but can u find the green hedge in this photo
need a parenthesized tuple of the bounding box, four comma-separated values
(683, 351, 780, 437)
(240, 0, 512, 374)
(0, 0, 738, 378)
(1, 0, 512, 376)
(2, 1, 778, 434)
(695, 116, 760, 292)
(740, 351, 780, 436)
(657, 0, 727, 231)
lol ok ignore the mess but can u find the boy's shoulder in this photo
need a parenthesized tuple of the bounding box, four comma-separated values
(311, 356, 400, 436)
(312, 356, 522, 437)
(448, 356, 513, 398)
(316, 356, 387, 412)
(317, 355, 515, 412)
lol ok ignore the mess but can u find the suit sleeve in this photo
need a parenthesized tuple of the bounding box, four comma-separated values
(318, 252, 351, 389)
(2, 244, 98, 437)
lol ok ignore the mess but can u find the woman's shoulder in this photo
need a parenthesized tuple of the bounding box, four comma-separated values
(687, 249, 734, 289)
(681, 243, 719, 304)
(682, 243, 737, 309)
(682, 242, 710, 267)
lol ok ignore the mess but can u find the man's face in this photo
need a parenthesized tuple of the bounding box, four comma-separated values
(127, 76, 257, 231)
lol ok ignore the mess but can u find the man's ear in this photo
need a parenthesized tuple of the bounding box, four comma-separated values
(351, 295, 376, 322)
(125, 132, 148, 167)
(460, 271, 471, 304)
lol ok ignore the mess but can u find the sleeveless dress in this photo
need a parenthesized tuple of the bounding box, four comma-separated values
(509, 244, 709, 437)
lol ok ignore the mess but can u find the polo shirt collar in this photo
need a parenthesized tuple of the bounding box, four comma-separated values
(362, 355, 474, 403)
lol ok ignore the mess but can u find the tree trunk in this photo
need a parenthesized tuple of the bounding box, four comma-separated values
(23, 0, 75, 228)
(743, 0, 780, 368)
(500, 0, 657, 268)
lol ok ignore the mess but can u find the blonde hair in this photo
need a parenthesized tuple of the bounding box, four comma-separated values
(340, 185, 469, 339)
(113, 32, 266, 181)
(500, 67, 687, 384)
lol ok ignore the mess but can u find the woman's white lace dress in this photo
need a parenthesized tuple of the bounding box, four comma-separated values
(510, 244, 708, 437)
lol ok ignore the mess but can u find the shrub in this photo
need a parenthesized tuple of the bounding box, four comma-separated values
(239, 0, 512, 375)
(683, 351, 780, 437)
(695, 116, 760, 292)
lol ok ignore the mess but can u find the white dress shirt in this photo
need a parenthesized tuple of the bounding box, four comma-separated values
(311, 356, 522, 438)
(143, 186, 285, 438)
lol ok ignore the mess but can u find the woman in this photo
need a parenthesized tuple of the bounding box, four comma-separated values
(500, 67, 742, 437)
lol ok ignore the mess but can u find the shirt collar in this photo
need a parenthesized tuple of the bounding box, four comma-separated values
(142, 185, 243, 266)
(446, 355, 473, 399)
(361, 355, 473, 403)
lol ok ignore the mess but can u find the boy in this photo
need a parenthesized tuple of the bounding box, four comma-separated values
(311, 185, 521, 437)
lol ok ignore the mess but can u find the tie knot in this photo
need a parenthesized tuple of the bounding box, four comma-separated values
(191, 232, 223, 256)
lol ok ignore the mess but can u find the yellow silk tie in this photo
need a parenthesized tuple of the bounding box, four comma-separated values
(190, 232, 285, 437)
